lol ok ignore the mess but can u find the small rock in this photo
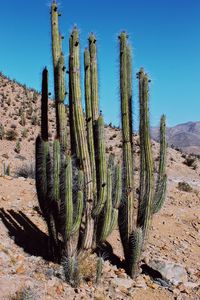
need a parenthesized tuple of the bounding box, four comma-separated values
(18, 176, 26, 180)
(45, 268, 54, 278)
(112, 277, 133, 289)
(4, 175, 12, 180)
(173, 288, 181, 296)
(147, 282, 159, 289)
(147, 259, 188, 285)
(183, 282, 199, 289)
(118, 286, 129, 295)
(143, 256, 150, 265)
(16, 265, 25, 274)
(134, 276, 147, 288)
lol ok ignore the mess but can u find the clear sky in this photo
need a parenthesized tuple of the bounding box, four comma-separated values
(0, 0, 199, 128)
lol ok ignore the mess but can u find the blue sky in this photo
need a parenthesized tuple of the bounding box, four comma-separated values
(0, 0, 199, 128)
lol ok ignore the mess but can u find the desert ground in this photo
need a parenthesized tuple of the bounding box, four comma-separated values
(0, 74, 200, 299)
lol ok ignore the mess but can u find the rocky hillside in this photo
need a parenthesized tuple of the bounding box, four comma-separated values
(151, 121, 200, 155)
(0, 73, 200, 299)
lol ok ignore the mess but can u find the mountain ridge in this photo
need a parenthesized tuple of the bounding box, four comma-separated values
(151, 121, 200, 154)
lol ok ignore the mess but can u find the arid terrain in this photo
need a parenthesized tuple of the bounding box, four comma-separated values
(0, 74, 200, 299)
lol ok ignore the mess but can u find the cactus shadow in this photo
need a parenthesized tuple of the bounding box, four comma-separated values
(0, 208, 50, 261)
(96, 241, 125, 270)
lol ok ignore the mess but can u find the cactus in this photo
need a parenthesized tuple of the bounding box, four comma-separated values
(153, 115, 167, 213)
(92, 114, 107, 217)
(84, 48, 97, 205)
(96, 256, 104, 284)
(19, 112, 26, 126)
(118, 34, 167, 278)
(128, 227, 143, 277)
(69, 27, 94, 249)
(0, 124, 5, 139)
(68, 35, 79, 157)
(35, 3, 167, 285)
(118, 32, 134, 259)
(137, 70, 154, 244)
(41, 68, 48, 141)
(36, 69, 59, 259)
(98, 154, 122, 242)
(14, 140, 21, 154)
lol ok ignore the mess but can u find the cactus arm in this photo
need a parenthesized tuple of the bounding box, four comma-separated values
(92, 114, 107, 217)
(119, 32, 134, 247)
(119, 32, 134, 257)
(106, 208, 119, 238)
(119, 32, 132, 143)
(71, 170, 84, 235)
(53, 139, 61, 203)
(153, 175, 167, 214)
(137, 74, 154, 243)
(99, 167, 112, 241)
(69, 35, 79, 157)
(138, 68, 146, 204)
(126, 44, 133, 144)
(51, 3, 67, 147)
(128, 227, 143, 278)
(56, 53, 66, 103)
(153, 115, 167, 213)
(57, 54, 67, 149)
(113, 161, 122, 209)
(84, 48, 97, 204)
(88, 33, 99, 122)
(35, 136, 49, 216)
(65, 155, 73, 239)
(51, 2, 61, 69)
(41, 68, 48, 141)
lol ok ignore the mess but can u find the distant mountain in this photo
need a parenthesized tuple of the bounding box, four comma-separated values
(151, 121, 200, 155)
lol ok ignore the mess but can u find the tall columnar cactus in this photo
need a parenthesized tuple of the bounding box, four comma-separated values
(69, 27, 94, 250)
(118, 34, 167, 278)
(51, 2, 67, 149)
(69, 34, 79, 158)
(84, 48, 97, 205)
(118, 32, 134, 259)
(137, 69, 154, 244)
(36, 66, 84, 281)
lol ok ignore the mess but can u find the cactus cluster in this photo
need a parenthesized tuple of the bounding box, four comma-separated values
(35, 1, 167, 285)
